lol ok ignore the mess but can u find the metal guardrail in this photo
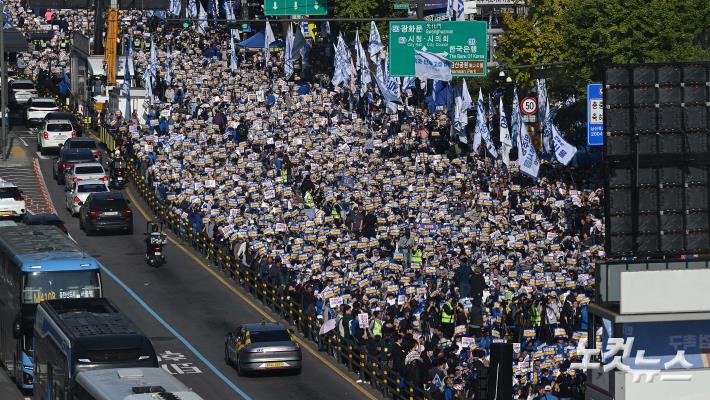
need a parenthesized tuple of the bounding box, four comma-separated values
(120, 140, 433, 400)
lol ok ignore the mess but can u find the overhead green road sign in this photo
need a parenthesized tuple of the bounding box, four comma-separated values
(264, 0, 327, 16)
(388, 21, 488, 77)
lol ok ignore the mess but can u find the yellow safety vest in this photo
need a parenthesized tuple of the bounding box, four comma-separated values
(410, 249, 423, 264)
(372, 320, 383, 337)
(331, 204, 341, 220)
(304, 191, 315, 208)
(441, 300, 454, 324)
(280, 169, 288, 183)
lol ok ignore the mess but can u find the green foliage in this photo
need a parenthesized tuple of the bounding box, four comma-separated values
(497, 0, 710, 96)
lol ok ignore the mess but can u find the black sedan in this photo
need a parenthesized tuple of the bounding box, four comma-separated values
(225, 323, 302, 376)
(78, 191, 133, 235)
(53, 148, 95, 184)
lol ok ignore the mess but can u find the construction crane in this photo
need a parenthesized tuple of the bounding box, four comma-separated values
(105, 1, 119, 86)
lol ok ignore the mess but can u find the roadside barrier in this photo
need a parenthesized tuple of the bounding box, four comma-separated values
(117, 136, 434, 400)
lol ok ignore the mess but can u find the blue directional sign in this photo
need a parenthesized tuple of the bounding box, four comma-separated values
(587, 83, 603, 146)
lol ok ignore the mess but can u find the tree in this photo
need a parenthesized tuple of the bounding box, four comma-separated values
(498, 0, 710, 95)
(495, 0, 568, 88)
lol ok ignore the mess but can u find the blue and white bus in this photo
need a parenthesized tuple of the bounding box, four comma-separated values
(0, 224, 102, 390)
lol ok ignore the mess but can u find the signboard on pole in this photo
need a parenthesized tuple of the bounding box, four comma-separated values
(264, 0, 327, 16)
(587, 83, 603, 146)
(520, 97, 537, 115)
(388, 21, 488, 77)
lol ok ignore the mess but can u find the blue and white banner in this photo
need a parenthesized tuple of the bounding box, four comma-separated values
(197, 2, 208, 35)
(354, 30, 371, 95)
(414, 49, 452, 81)
(454, 0, 465, 20)
(451, 79, 471, 143)
(368, 21, 385, 63)
(284, 24, 294, 79)
(291, 23, 306, 61)
(224, 0, 235, 21)
(544, 103, 577, 165)
(230, 31, 238, 71)
(264, 20, 275, 65)
(374, 55, 401, 104)
(208, 0, 218, 24)
(478, 91, 498, 158)
(123, 55, 131, 117)
(499, 96, 513, 166)
(537, 79, 554, 157)
(511, 86, 519, 147)
(187, 0, 197, 19)
(149, 36, 157, 80)
(517, 111, 540, 178)
(169, 0, 181, 16)
(331, 33, 352, 87)
(165, 48, 173, 85)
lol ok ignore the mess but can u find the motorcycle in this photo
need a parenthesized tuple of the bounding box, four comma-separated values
(144, 221, 167, 268)
(110, 159, 128, 189)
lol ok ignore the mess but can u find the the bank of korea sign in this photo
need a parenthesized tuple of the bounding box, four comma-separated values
(389, 21, 488, 77)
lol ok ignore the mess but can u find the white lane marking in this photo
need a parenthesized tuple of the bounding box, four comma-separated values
(35, 152, 52, 160)
(17, 137, 28, 147)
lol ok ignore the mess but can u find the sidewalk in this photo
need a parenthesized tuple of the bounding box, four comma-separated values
(0, 130, 55, 214)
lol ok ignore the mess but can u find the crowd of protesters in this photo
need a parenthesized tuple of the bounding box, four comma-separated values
(7, 4, 604, 399)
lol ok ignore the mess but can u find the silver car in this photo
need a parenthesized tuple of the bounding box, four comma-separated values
(65, 179, 109, 216)
(224, 323, 302, 376)
(64, 162, 108, 189)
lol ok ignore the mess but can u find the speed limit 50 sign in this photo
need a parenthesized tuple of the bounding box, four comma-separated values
(520, 97, 538, 115)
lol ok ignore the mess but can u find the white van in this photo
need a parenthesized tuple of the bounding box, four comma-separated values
(0, 180, 26, 218)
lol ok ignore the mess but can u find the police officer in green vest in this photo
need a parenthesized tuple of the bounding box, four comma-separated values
(329, 198, 343, 226)
(410, 244, 423, 266)
(369, 310, 383, 338)
(441, 295, 456, 339)
(304, 191, 315, 208)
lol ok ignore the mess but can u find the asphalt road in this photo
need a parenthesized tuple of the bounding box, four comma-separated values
(25, 128, 376, 400)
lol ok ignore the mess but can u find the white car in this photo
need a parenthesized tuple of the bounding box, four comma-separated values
(65, 179, 109, 216)
(38, 119, 76, 155)
(0, 180, 26, 218)
(64, 162, 108, 189)
(26, 97, 59, 127)
(9, 79, 36, 105)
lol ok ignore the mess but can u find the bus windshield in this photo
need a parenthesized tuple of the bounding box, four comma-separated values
(22, 270, 101, 304)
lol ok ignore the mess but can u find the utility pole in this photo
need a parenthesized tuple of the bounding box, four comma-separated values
(416, 0, 424, 20)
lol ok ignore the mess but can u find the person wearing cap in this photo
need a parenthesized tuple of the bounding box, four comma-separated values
(535, 384, 560, 400)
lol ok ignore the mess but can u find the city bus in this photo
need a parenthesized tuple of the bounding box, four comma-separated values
(73, 368, 205, 400)
(0, 224, 103, 390)
(33, 298, 159, 400)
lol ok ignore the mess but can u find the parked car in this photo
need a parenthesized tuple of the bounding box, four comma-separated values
(9, 79, 36, 106)
(0, 180, 25, 219)
(25, 97, 59, 127)
(44, 111, 84, 137)
(53, 148, 96, 184)
(79, 191, 133, 235)
(61, 137, 102, 160)
(38, 119, 76, 155)
(65, 180, 109, 216)
(22, 213, 69, 235)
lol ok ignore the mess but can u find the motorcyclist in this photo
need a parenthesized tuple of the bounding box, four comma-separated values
(146, 222, 166, 247)
(109, 149, 126, 185)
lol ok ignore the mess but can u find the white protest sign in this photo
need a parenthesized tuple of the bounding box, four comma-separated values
(357, 313, 369, 328)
